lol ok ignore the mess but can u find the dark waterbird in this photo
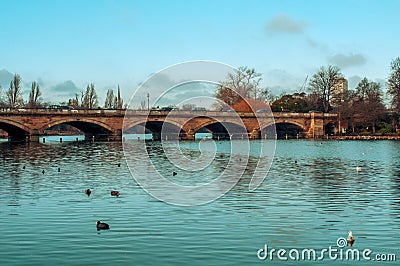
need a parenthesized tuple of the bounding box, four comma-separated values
(97, 221, 110, 231)
(85, 189, 92, 196)
(173, 171, 177, 176)
(111, 190, 120, 197)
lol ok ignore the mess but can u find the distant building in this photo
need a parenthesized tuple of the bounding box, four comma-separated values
(331, 77, 348, 107)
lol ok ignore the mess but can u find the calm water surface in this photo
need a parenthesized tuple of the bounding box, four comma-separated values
(0, 138, 399, 265)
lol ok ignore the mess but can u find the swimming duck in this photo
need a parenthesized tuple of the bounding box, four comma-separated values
(173, 171, 177, 176)
(347, 230, 355, 247)
(111, 190, 120, 197)
(85, 189, 92, 196)
(96, 221, 110, 230)
(356, 166, 362, 172)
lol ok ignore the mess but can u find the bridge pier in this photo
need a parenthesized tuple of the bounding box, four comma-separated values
(29, 129, 41, 142)
(181, 129, 195, 141)
(307, 112, 325, 139)
(249, 129, 261, 139)
(110, 129, 122, 141)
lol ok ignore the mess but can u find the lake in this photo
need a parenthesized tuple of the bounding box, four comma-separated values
(0, 138, 399, 265)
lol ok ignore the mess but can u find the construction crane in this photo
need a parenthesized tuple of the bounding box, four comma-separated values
(300, 75, 308, 92)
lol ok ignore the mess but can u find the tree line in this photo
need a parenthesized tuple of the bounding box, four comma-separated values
(215, 57, 400, 135)
(0, 75, 124, 109)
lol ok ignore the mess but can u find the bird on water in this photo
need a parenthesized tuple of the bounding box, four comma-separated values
(111, 190, 120, 197)
(85, 189, 92, 196)
(347, 230, 355, 247)
(97, 221, 110, 231)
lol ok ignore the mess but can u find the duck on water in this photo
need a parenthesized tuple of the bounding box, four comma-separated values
(97, 221, 110, 231)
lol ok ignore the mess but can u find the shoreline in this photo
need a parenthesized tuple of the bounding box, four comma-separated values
(327, 135, 400, 140)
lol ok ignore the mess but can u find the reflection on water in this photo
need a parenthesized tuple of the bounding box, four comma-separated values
(0, 140, 399, 265)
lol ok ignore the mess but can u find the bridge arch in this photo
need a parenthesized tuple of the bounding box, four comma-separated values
(124, 120, 186, 140)
(324, 122, 337, 135)
(185, 117, 248, 140)
(123, 118, 184, 133)
(40, 118, 115, 140)
(261, 121, 306, 139)
(0, 118, 32, 141)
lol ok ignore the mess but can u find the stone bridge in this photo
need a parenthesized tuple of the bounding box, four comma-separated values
(0, 108, 337, 141)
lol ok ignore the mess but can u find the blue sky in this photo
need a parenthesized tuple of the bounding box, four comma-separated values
(1, 0, 400, 106)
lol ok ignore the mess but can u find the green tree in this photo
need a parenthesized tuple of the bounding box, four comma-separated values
(387, 57, 400, 112)
(307, 65, 343, 113)
(271, 94, 310, 112)
(7, 74, 24, 108)
(27, 81, 42, 108)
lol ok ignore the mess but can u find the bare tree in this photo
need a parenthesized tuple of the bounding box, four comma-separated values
(7, 74, 24, 108)
(116, 85, 123, 109)
(387, 57, 400, 112)
(308, 65, 343, 113)
(353, 78, 386, 133)
(27, 81, 42, 108)
(181, 103, 196, 110)
(215, 66, 266, 109)
(104, 89, 115, 108)
(82, 83, 98, 109)
(68, 93, 80, 108)
(0, 85, 4, 107)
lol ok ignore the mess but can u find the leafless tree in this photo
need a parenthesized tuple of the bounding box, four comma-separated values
(215, 66, 266, 109)
(116, 85, 123, 109)
(104, 89, 115, 108)
(353, 78, 385, 133)
(27, 81, 42, 108)
(387, 57, 400, 112)
(7, 74, 24, 107)
(82, 83, 98, 109)
(308, 65, 343, 113)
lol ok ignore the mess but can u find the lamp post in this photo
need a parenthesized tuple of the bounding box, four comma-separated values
(147, 93, 149, 111)
(338, 99, 344, 136)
